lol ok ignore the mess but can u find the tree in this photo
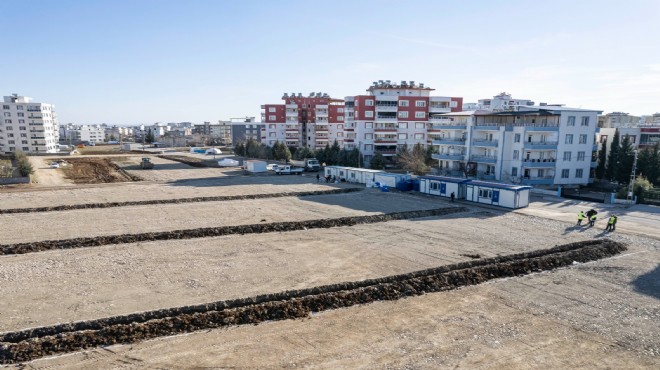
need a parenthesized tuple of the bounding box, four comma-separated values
(347, 148, 361, 167)
(109, 134, 116, 142)
(273, 142, 292, 161)
(425, 145, 437, 167)
(606, 129, 620, 181)
(245, 138, 261, 158)
(398, 143, 430, 175)
(234, 141, 246, 156)
(145, 128, 155, 144)
(325, 141, 341, 165)
(13, 150, 33, 177)
(370, 153, 386, 170)
(595, 140, 607, 180)
(638, 142, 660, 186)
(616, 135, 635, 184)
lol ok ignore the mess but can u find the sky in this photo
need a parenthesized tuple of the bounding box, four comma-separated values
(1, 0, 659, 125)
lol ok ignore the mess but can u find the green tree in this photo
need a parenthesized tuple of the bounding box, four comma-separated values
(109, 135, 116, 142)
(337, 149, 349, 166)
(605, 129, 620, 181)
(398, 143, 430, 175)
(145, 128, 155, 143)
(425, 145, 437, 167)
(616, 135, 635, 184)
(325, 141, 341, 165)
(234, 141, 245, 156)
(638, 142, 660, 186)
(245, 138, 261, 158)
(347, 148, 361, 167)
(370, 153, 386, 170)
(13, 150, 34, 177)
(595, 140, 607, 180)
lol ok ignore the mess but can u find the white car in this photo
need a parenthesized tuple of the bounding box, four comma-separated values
(49, 162, 60, 169)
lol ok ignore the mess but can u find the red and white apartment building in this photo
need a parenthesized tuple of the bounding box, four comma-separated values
(261, 92, 345, 149)
(261, 81, 462, 165)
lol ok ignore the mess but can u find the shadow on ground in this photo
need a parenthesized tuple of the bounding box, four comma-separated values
(631, 264, 660, 300)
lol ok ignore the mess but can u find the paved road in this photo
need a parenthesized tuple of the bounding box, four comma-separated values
(517, 195, 660, 240)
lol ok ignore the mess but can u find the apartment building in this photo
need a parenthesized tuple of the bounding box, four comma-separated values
(466, 92, 535, 112)
(262, 92, 345, 149)
(104, 125, 134, 141)
(345, 80, 462, 166)
(1, 94, 59, 154)
(598, 112, 641, 128)
(432, 106, 602, 186)
(60, 124, 105, 144)
(231, 122, 264, 144)
(192, 121, 232, 144)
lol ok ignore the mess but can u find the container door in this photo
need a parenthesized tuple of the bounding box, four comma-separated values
(492, 190, 500, 204)
(440, 183, 446, 195)
(466, 185, 473, 201)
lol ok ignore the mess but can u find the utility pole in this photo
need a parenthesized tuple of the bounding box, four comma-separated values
(626, 150, 638, 204)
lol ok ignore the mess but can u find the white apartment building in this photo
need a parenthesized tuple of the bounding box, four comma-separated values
(345, 80, 463, 166)
(59, 124, 105, 144)
(464, 92, 535, 112)
(432, 106, 602, 186)
(1, 94, 59, 154)
(104, 125, 134, 141)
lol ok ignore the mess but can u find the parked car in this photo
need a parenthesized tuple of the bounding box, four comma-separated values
(49, 162, 60, 169)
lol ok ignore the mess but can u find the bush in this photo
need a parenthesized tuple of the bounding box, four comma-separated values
(12, 150, 34, 177)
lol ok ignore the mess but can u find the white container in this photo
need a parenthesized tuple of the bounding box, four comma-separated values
(245, 160, 267, 173)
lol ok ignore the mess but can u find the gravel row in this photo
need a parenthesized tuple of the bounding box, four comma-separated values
(0, 188, 362, 214)
(0, 239, 626, 364)
(0, 206, 468, 255)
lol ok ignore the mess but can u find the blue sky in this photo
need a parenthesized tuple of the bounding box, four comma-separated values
(1, 0, 659, 124)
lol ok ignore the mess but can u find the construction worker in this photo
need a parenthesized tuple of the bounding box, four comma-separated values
(589, 213, 597, 227)
(606, 215, 617, 232)
(577, 211, 585, 225)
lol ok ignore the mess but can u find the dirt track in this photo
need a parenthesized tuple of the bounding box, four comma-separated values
(62, 158, 136, 184)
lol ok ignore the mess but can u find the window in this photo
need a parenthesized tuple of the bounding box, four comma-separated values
(576, 169, 584, 178)
(577, 151, 585, 161)
(364, 133, 373, 139)
(365, 122, 373, 128)
(415, 122, 425, 129)
(565, 134, 573, 144)
(268, 124, 275, 129)
(398, 122, 407, 129)
(398, 111, 409, 118)
(2, 105, 9, 110)
(4, 119, 11, 124)
(18, 119, 24, 124)
(513, 150, 519, 160)
(511, 167, 518, 176)
(561, 169, 570, 178)
(337, 124, 344, 130)
(581, 116, 590, 126)
(17, 112, 24, 117)
(415, 101, 426, 107)
(22, 147, 29, 151)
(269, 132, 276, 137)
(579, 134, 587, 144)
(337, 116, 344, 121)
(268, 107, 276, 112)
(6, 126, 13, 130)
(365, 111, 374, 118)
(8, 140, 15, 144)
(398, 133, 408, 139)
(415, 133, 424, 139)
(430, 182, 439, 190)
(563, 151, 572, 161)
(364, 144, 372, 151)
(21, 140, 27, 144)
(20, 133, 26, 137)
(514, 133, 521, 143)
(268, 115, 276, 121)
(415, 111, 426, 118)
(478, 189, 492, 199)
(365, 100, 374, 106)
(399, 100, 409, 107)
(17, 106, 23, 110)
(337, 108, 344, 113)
(567, 116, 575, 126)
(3, 112, 10, 117)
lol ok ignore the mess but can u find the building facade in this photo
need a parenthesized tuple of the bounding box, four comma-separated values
(231, 122, 264, 144)
(432, 106, 601, 186)
(345, 80, 462, 166)
(468, 92, 535, 112)
(598, 112, 641, 128)
(1, 94, 59, 154)
(262, 92, 345, 149)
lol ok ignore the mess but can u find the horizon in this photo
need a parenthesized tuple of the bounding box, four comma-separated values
(2, 0, 659, 124)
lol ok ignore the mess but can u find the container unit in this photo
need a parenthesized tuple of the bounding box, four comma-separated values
(324, 166, 352, 179)
(245, 160, 267, 173)
(465, 181, 531, 209)
(345, 168, 384, 184)
(374, 172, 411, 188)
(418, 176, 470, 199)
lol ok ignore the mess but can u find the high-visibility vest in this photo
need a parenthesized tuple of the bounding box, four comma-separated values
(608, 216, 616, 224)
(578, 212, 584, 220)
(590, 215, 597, 221)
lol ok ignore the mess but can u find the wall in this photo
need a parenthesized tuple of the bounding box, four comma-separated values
(0, 176, 30, 184)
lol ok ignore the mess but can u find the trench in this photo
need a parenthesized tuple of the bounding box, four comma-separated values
(0, 207, 469, 255)
(0, 188, 362, 214)
(0, 239, 626, 364)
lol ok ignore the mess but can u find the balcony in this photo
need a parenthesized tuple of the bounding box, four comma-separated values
(521, 177, 555, 185)
(470, 155, 497, 163)
(316, 109, 329, 117)
(472, 139, 499, 147)
(523, 141, 558, 149)
(428, 116, 454, 124)
(286, 104, 298, 109)
(375, 115, 397, 122)
(526, 125, 559, 132)
(375, 105, 398, 113)
(521, 159, 556, 168)
(374, 125, 397, 132)
(375, 149, 397, 156)
(316, 137, 329, 141)
(473, 124, 500, 131)
(433, 138, 466, 145)
(315, 126, 328, 132)
(428, 106, 451, 113)
(428, 123, 467, 131)
(374, 138, 397, 144)
(27, 108, 41, 112)
(285, 126, 299, 132)
(432, 153, 465, 161)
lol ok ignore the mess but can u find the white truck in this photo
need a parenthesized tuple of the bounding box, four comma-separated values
(290, 158, 320, 172)
(274, 165, 304, 175)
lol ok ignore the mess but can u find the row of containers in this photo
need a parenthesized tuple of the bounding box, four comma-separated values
(324, 166, 531, 209)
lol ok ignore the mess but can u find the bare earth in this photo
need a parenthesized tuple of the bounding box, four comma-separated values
(0, 163, 658, 369)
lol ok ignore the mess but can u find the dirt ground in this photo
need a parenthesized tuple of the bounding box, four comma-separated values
(0, 173, 658, 368)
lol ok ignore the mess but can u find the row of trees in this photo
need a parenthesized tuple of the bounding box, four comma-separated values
(595, 129, 660, 187)
(234, 139, 438, 174)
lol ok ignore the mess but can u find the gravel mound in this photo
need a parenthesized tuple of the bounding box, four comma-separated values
(0, 239, 626, 364)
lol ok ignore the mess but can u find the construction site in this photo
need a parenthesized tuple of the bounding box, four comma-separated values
(0, 153, 657, 368)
